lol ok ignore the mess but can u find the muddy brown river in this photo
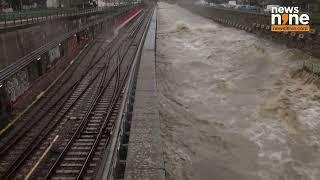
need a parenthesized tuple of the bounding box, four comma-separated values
(156, 2, 320, 180)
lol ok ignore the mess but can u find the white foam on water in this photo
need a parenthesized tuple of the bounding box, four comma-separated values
(298, 105, 320, 130)
(157, 2, 320, 180)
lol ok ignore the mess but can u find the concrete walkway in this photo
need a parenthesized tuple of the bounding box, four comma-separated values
(124, 8, 165, 180)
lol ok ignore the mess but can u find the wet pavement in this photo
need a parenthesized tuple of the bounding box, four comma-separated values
(156, 2, 320, 180)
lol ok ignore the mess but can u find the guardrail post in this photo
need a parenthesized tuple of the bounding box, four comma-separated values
(4, 14, 7, 27)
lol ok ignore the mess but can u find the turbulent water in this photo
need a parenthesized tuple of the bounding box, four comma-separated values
(156, 3, 320, 180)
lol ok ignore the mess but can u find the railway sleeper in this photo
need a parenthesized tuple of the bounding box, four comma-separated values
(66, 151, 88, 156)
(87, 122, 101, 126)
(70, 146, 92, 150)
(60, 163, 83, 167)
(64, 157, 87, 161)
(55, 169, 80, 175)
(83, 127, 100, 131)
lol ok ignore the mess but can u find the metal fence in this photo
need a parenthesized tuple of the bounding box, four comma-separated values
(0, 6, 118, 28)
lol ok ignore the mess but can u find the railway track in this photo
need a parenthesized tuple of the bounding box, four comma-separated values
(0, 5, 141, 153)
(0, 7, 153, 180)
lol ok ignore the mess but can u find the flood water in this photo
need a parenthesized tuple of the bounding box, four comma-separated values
(156, 2, 320, 180)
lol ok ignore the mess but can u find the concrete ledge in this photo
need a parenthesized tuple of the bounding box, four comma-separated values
(124, 8, 165, 180)
(125, 168, 165, 180)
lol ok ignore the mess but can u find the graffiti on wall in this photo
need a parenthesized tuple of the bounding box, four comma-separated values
(4, 69, 30, 102)
(49, 46, 61, 64)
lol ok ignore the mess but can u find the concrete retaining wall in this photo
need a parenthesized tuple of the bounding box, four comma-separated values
(0, 14, 102, 70)
(0, 5, 145, 122)
(180, 3, 320, 59)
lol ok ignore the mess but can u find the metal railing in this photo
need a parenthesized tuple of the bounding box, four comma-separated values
(196, 4, 270, 16)
(0, 5, 129, 28)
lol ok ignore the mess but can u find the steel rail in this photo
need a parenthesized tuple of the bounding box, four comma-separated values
(0, 6, 136, 84)
(0, 16, 138, 179)
(0, 9, 146, 179)
(44, 58, 113, 180)
(1, 44, 115, 180)
(0, 41, 98, 144)
(0, 41, 97, 138)
(0, 8, 138, 151)
(44, 11, 148, 180)
(97, 8, 154, 179)
(0, 41, 105, 156)
(1, 76, 96, 179)
(76, 10, 152, 179)
(76, 44, 122, 180)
